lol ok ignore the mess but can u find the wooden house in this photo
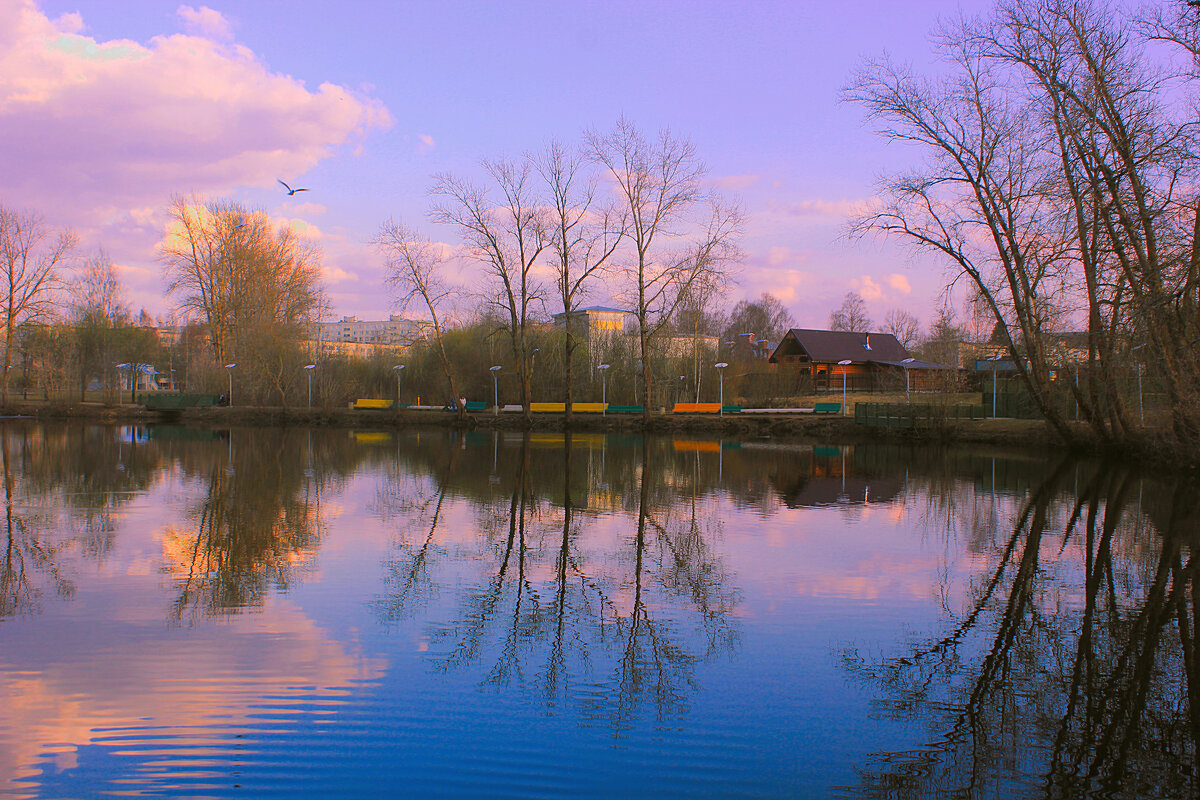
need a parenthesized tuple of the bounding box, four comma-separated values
(768, 328, 957, 390)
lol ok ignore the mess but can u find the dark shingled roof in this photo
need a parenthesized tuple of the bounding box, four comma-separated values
(772, 328, 910, 363)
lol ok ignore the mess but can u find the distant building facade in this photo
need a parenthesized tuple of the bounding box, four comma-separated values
(314, 315, 429, 347)
(551, 306, 629, 343)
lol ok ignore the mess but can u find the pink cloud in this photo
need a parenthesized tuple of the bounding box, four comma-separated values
(176, 5, 233, 41)
(885, 272, 912, 294)
(712, 173, 760, 191)
(851, 274, 884, 302)
(0, 1, 392, 313)
(770, 197, 876, 219)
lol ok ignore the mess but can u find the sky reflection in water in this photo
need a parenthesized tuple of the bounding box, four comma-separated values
(0, 423, 1195, 798)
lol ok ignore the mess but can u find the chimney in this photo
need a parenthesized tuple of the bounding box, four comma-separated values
(863, 333, 871, 351)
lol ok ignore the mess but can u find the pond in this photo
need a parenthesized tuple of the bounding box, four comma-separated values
(0, 423, 1196, 798)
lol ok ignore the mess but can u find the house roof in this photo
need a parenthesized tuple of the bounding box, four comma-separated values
(771, 328, 909, 363)
(578, 306, 630, 314)
(873, 358, 959, 371)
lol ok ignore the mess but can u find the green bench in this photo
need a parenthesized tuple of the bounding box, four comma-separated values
(606, 405, 643, 414)
(721, 406, 742, 414)
(464, 401, 488, 412)
(813, 402, 841, 414)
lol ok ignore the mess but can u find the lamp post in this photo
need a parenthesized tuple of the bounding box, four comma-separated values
(598, 364, 610, 414)
(714, 362, 728, 414)
(986, 354, 1003, 418)
(224, 363, 237, 407)
(393, 364, 406, 407)
(489, 365, 502, 414)
(1132, 343, 1145, 425)
(303, 364, 316, 408)
(901, 357, 915, 404)
(837, 359, 852, 416)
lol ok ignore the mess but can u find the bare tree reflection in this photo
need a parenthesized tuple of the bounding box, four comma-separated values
(842, 464, 1200, 799)
(164, 429, 329, 622)
(375, 433, 740, 730)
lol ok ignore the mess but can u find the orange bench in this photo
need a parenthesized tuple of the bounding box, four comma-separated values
(671, 402, 722, 413)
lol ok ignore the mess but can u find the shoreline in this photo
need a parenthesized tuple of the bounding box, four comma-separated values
(3, 399, 1190, 470)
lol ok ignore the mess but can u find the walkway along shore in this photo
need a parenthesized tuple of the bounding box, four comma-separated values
(3, 399, 1195, 471)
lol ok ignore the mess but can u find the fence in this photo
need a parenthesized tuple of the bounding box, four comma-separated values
(855, 402, 987, 428)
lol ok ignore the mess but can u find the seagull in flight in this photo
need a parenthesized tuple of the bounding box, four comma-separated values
(277, 179, 310, 196)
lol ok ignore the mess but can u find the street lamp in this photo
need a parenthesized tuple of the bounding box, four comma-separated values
(837, 359, 852, 416)
(714, 362, 729, 414)
(986, 354, 1003, 418)
(489, 365, 502, 414)
(598, 364, 610, 414)
(224, 363, 237, 407)
(901, 357, 915, 404)
(392, 364, 406, 407)
(303, 364, 316, 408)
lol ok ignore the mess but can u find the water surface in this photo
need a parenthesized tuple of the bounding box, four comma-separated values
(0, 423, 1195, 798)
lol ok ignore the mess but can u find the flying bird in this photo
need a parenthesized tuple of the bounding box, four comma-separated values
(277, 179, 310, 196)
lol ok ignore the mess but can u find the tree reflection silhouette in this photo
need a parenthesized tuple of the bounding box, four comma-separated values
(375, 433, 740, 729)
(843, 463, 1200, 799)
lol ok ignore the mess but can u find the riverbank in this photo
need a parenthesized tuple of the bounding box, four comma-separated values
(3, 398, 1194, 469)
(0, 398, 1107, 454)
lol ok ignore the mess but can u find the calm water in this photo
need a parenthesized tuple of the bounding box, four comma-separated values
(0, 422, 1196, 799)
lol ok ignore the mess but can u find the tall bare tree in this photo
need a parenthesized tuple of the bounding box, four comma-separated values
(847, 34, 1076, 440)
(374, 220, 462, 414)
(431, 159, 549, 421)
(0, 204, 76, 404)
(587, 117, 742, 417)
(536, 140, 624, 424)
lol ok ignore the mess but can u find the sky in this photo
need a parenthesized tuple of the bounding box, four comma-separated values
(3, 0, 996, 330)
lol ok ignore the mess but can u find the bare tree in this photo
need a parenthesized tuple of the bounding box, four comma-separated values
(883, 308, 921, 351)
(431, 159, 549, 421)
(828, 291, 873, 333)
(0, 204, 76, 404)
(536, 140, 624, 424)
(374, 220, 462, 414)
(587, 117, 742, 417)
(160, 196, 323, 402)
(72, 248, 127, 401)
(722, 292, 795, 345)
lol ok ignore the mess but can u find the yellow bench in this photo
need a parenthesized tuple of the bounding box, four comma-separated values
(353, 398, 394, 410)
(528, 402, 609, 413)
(672, 402, 722, 413)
